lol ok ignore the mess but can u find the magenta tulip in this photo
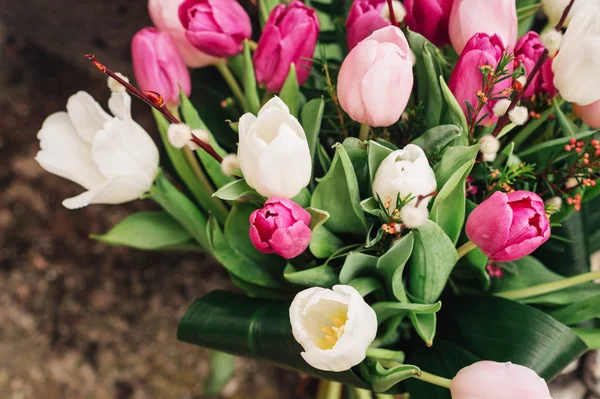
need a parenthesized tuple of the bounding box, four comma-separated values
(574, 100, 600, 128)
(404, 0, 453, 47)
(131, 28, 191, 106)
(448, 33, 513, 126)
(514, 32, 557, 99)
(178, 0, 251, 58)
(451, 361, 552, 399)
(346, 0, 390, 50)
(337, 26, 413, 127)
(254, 1, 319, 93)
(148, 0, 220, 68)
(449, 0, 517, 54)
(249, 198, 312, 259)
(466, 191, 551, 263)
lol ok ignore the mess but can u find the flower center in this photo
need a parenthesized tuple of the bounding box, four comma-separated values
(316, 313, 348, 350)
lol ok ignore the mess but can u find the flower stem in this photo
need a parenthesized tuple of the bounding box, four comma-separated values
(352, 388, 372, 399)
(457, 241, 477, 260)
(325, 381, 343, 399)
(359, 123, 370, 141)
(496, 270, 600, 301)
(248, 40, 258, 51)
(215, 61, 248, 112)
(416, 371, 452, 389)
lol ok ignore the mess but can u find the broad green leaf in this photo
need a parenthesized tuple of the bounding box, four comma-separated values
(573, 328, 600, 350)
(410, 312, 438, 346)
(553, 97, 577, 136)
(204, 351, 235, 395)
(370, 363, 421, 393)
(348, 277, 385, 298)
(360, 197, 388, 221)
(306, 207, 330, 230)
(408, 220, 458, 303)
(259, 0, 282, 27)
(411, 125, 462, 153)
(517, 0, 539, 36)
(212, 179, 265, 202)
(310, 225, 344, 259)
(434, 145, 479, 189)
(548, 294, 600, 325)
(377, 233, 414, 302)
(292, 187, 312, 208)
(339, 252, 379, 284)
(302, 97, 325, 163)
(317, 143, 332, 174)
(439, 76, 469, 145)
(229, 274, 294, 300)
(368, 140, 393, 182)
(284, 264, 339, 287)
(343, 138, 370, 197)
(242, 41, 260, 115)
(422, 44, 443, 128)
(279, 63, 300, 117)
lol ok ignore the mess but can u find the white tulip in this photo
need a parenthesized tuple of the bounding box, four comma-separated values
(289, 285, 377, 372)
(36, 91, 159, 209)
(553, 0, 600, 105)
(372, 144, 437, 213)
(237, 97, 312, 198)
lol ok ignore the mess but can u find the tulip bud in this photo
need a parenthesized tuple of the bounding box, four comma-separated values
(178, 0, 252, 58)
(254, 1, 320, 93)
(449, 33, 513, 126)
(346, 0, 390, 51)
(574, 100, 600, 128)
(466, 191, 551, 262)
(338, 26, 414, 127)
(249, 197, 312, 259)
(148, 0, 220, 68)
(237, 97, 312, 198)
(449, 0, 517, 54)
(514, 32, 557, 99)
(450, 361, 552, 399)
(552, 0, 600, 106)
(404, 0, 453, 47)
(289, 285, 378, 372)
(131, 28, 191, 106)
(372, 144, 437, 212)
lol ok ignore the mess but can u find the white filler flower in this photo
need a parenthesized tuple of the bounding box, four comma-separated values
(36, 91, 159, 209)
(237, 97, 312, 198)
(289, 285, 377, 372)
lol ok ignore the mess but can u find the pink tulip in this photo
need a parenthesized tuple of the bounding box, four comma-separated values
(514, 31, 557, 100)
(466, 191, 551, 263)
(450, 361, 552, 399)
(148, 0, 220, 68)
(345, 0, 390, 50)
(254, 1, 320, 93)
(448, 33, 513, 126)
(449, 0, 517, 54)
(178, 0, 251, 58)
(131, 28, 191, 106)
(337, 26, 413, 127)
(404, 0, 453, 47)
(574, 100, 600, 128)
(249, 198, 312, 259)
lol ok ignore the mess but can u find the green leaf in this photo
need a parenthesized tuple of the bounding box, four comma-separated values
(411, 125, 462, 153)
(229, 274, 294, 300)
(553, 97, 577, 136)
(306, 207, 330, 230)
(573, 328, 600, 350)
(293, 187, 312, 208)
(421, 44, 443, 128)
(312, 144, 367, 235)
(242, 41, 260, 115)
(377, 233, 415, 302)
(410, 312, 438, 346)
(370, 363, 421, 393)
(518, 130, 598, 157)
(408, 220, 458, 303)
(434, 145, 479, 189)
(212, 179, 265, 202)
(279, 63, 300, 117)
(317, 143, 333, 174)
(343, 138, 370, 198)
(368, 140, 393, 182)
(204, 351, 235, 395)
(339, 252, 379, 284)
(309, 225, 344, 259)
(360, 197, 388, 221)
(548, 294, 600, 325)
(302, 97, 325, 163)
(439, 76, 469, 146)
(284, 264, 339, 287)
(372, 301, 441, 325)
(348, 277, 385, 298)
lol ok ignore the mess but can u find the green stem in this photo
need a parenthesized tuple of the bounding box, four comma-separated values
(359, 123, 370, 141)
(352, 388, 372, 399)
(457, 241, 477, 260)
(496, 270, 600, 300)
(316, 380, 329, 399)
(375, 395, 395, 399)
(416, 370, 452, 389)
(326, 382, 343, 399)
(216, 62, 248, 112)
(248, 40, 258, 51)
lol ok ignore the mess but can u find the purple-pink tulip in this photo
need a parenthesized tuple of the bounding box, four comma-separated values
(448, 33, 513, 126)
(450, 361, 552, 399)
(345, 0, 390, 51)
(178, 0, 251, 58)
(148, 0, 220, 68)
(574, 100, 600, 128)
(514, 31, 557, 100)
(338, 26, 413, 127)
(254, 1, 319, 93)
(449, 0, 517, 54)
(131, 27, 191, 106)
(404, 0, 453, 47)
(249, 198, 312, 259)
(466, 191, 551, 263)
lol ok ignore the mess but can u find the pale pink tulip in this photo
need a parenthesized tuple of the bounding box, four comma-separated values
(574, 100, 600, 128)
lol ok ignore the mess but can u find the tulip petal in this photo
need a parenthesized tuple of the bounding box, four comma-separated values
(62, 175, 150, 209)
(66, 91, 112, 144)
(108, 92, 132, 121)
(465, 191, 512, 258)
(259, 96, 290, 116)
(269, 221, 312, 259)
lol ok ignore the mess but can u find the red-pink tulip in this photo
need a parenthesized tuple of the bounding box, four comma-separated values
(249, 198, 312, 259)
(131, 28, 191, 106)
(451, 361, 552, 399)
(404, 0, 453, 47)
(449, 0, 517, 54)
(514, 31, 557, 99)
(337, 26, 413, 127)
(448, 33, 513, 126)
(346, 0, 390, 50)
(254, 1, 319, 93)
(466, 191, 550, 263)
(574, 100, 600, 128)
(178, 0, 251, 58)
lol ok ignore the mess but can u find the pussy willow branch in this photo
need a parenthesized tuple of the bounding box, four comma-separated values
(386, 0, 398, 26)
(491, 0, 576, 137)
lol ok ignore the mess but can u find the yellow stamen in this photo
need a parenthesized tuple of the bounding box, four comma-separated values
(332, 318, 344, 328)
(322, 327, 336, 336)
(324, 335, 337, 344)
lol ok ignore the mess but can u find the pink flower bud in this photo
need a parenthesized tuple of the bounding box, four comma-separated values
(514, 31, 557, 99)
(337, 26, 413, 127)
(131, 28, 191, 106)
(249, 198, 312, 259)
(404, 0, 453, 47)
(466, 191, 551, 263)
(574, 100, 600, 128)
(345, 0, 390, 50)
(178, 0, 252, 58)
(254, 1, 320, 93)
(448, 33, 513, 126)
(148, 0, 220, 68)
(449, 0, 517, 54)
(450, 361, 552, 399)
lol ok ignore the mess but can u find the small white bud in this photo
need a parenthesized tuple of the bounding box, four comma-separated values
(479, 135, 500, 155)
(482, 152, 497, 163)
(221, 154, 241, 177)
(516, 75, 527, 87)
(508, 106, 529, 126)
(541, 29, 563, 57)
(167, 123, 192, 149)
(107, 73, 129, 93)
(400, 205, 429, 229)
(493, 99, 512, 117)
(380, 0, 406, 23)
(191, 129, 210, 144)
(565, 177, 579, 189)
(545, 196, 563, 210)
(187, 142, 200, 151)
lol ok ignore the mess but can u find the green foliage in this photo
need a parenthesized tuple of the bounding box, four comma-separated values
(280, 64, 301, 117)
(204, 352, 235, 395)
(410, 125, 463, 153)
(439, 77, 469, 145)
(302, 97, 326, 164)
(212, 179, 265, 202)
(242, 41, 260, 115)
(434, 145, 479, 189)
(284, 264, 339, 287)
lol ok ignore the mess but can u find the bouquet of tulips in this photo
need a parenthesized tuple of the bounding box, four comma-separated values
(35, 0, 600, 397)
